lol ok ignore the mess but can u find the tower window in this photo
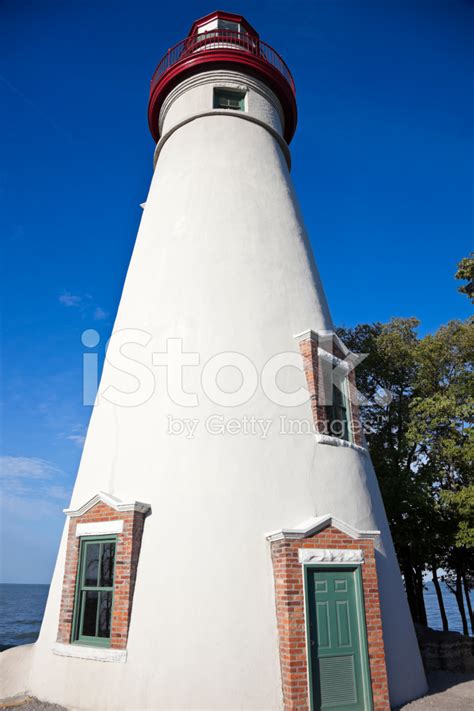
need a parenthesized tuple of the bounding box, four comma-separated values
(72, 536, 116, 646)
(324, 380, 350, 441)
(213, 88, 246, 111)
(217, 19, 242, 32)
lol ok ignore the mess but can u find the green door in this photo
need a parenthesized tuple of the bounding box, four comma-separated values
(306, 567, 371, 711)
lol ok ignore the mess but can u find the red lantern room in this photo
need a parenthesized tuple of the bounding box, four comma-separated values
(148, 10, 297, 144)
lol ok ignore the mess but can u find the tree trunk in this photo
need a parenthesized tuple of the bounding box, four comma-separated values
(431, 565, 449, 631)
(455, 569, 469, 636)
(414, 564, 428, 627)
(402, 561, 419, 623)
(462, 573, 474, 635)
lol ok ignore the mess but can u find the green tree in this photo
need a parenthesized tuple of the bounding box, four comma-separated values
(439, 487, 474, 634)
(337, 317, 473, 632)
(455, 253, 474, 303)
(338, 318, 430, 625)
(412, 319, 474, 634)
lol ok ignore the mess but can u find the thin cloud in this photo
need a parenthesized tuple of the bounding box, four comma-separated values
(58, 292, 108, 322)
(46, 485, 71, 501)
(0, 456, 72, 519)
(1, 492, 68, 522)
(66, 434, 85, 448)
(93, 306, 109, 321)
(59, 291, 82, 307)
(0, 456, 59, 480)
(63, 425, 86, 449)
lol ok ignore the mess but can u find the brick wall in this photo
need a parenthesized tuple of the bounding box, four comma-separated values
(57, 501, 146, 649)
(298, 332, 364, 447)
(270, 525, 390, 711)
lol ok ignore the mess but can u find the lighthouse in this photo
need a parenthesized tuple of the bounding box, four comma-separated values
(1, 11, 427, 710)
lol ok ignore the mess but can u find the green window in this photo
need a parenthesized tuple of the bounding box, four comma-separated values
(213, 88, 246, 111)
(72, 536, 116, 646)
(324, 380, 351, 442)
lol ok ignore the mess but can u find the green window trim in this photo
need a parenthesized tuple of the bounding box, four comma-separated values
(71, 535, 117, 648)
(213, 87, 246, 111)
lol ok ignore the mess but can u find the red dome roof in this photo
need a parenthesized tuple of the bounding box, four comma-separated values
(148, 11, 297, 143)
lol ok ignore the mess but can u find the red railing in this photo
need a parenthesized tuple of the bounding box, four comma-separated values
(150, 30, 295, 94)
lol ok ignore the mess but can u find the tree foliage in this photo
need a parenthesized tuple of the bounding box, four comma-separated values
(455, 253, 474, 303)
(337, 317, 473, 632)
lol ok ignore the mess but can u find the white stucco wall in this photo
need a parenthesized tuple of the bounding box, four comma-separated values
(1, 68, 426, 709)
(159, 70, 285, 138)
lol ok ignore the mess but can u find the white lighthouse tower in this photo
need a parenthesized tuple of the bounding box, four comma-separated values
(1, 12, 427, 710)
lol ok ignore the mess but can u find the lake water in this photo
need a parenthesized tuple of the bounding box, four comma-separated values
(0, 580, 471, 650)
(0, 584, 50, 650)
(423, 579, 472, 635)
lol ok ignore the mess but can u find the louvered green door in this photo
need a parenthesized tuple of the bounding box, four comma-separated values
(306, 567, 371, 711)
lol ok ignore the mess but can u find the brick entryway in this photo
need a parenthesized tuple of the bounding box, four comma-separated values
(268, 515, 390, 711)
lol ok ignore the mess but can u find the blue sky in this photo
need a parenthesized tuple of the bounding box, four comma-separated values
(1, 0, 472, 583)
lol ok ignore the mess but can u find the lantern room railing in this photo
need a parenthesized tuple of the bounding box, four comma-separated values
(150, 30, 295, 95)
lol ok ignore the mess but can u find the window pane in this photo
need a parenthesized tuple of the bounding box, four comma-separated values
(325, 383, 349, 441)
(214, 89, 245, 111)
(328, 415, 347, 440)
(98, 591, 113, 638)
(82, 591, 98, 636)
(333, 383, 345, 407)
(100, 542, 116, 587)
(218, 19, 239, 31)
(84, 543, 100, 586)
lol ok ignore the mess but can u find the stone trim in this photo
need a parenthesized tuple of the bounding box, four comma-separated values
(294, 329, 350, 357)
(75, 519, 124, 537)
(265, 513, 380, 542)
(314, 432, 368, 454)
(270, 523, 390, 711)
(57, 496, 149, 651)
(317, 346, 351, 370)
(64, 491, 151, 518)
(52, 642, 127, 663)
(298, 547, 364, 564)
